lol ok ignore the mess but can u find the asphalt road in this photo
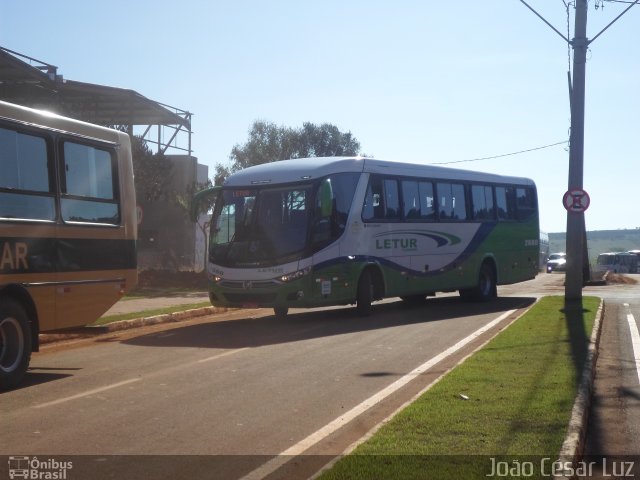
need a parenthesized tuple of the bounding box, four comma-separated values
(2, 274, 639, 479)
(581, 275, 640, 479)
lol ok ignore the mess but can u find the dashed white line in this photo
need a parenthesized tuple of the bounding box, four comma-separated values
(33, 378, 141, 409)
(33, 347, 250, 409)
(196, 348, 250, 363)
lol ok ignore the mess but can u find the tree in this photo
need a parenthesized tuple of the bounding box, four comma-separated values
(130, 136, 174, 203)
(214, 120, 362, 184)
(298, 122, 360, 157)
(175, 179, 214, 271)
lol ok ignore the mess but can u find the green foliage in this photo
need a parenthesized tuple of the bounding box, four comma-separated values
(175, 179, 214, 220)
(214, 120, 362, 184)
(92, 302, 210, 326)
(321, 296, 600, 479)
(131, 136, 174, 203)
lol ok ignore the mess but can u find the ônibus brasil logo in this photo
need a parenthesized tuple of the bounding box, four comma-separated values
(374, 230, 461, 251)
(8, 456, 73, 479)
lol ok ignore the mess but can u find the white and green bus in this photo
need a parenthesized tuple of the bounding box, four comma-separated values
(197, 157, 539, 317)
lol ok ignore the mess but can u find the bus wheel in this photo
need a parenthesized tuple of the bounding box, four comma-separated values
(460, 263, 496, 302)
(274, 306, 289, 319)
(0, 298, 32, 391)
(356, 270, 374, 317)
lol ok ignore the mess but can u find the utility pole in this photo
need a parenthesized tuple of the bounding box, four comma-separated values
(519, 0, 640, 301)
(565, 0, 588, 301)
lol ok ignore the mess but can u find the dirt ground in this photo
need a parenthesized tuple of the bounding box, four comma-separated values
(605, 273, 638, 285)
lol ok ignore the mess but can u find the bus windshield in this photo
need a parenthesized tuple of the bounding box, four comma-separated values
(210, 184, 314, 267)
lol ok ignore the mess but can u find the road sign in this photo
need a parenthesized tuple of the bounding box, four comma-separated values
(563, 188, 590, 213)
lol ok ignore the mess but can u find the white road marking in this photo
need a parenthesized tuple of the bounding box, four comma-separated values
(239, 309, 517, 480)
(33, 378, 141, 409)
(32, 347, 250, 409)
(31, 320, 329, 410)
(196, 348, 250, 363)
(626, 312, 640, 384)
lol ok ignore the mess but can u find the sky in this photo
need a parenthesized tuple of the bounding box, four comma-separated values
(1, 1, 638, 233)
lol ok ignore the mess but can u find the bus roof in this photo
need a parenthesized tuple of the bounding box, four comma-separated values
(223, 157, 535, 187)
(0, 100, 126, 144)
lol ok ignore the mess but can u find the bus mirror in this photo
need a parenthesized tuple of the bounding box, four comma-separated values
(191, 186, 221, 222)
(319, 179, 333, 218)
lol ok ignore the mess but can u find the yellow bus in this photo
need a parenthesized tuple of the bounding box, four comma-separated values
(0, 101, 137, 389)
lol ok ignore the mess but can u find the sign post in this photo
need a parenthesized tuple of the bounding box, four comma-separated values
(563, 188, 590, 214)
(565, 0, 589, 302)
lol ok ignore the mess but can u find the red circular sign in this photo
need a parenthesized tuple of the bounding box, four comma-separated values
(563, 189, 590, 213)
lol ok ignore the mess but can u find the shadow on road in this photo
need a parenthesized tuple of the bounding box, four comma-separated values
(562, 299, 591, 385)
(18, 370, 75, 390)
(120, 296, 536, 350)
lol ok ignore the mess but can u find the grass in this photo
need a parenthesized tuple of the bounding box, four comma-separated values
(122, 287, 208, 300)
(90, 302, 211, 326)
(320, 296, 600, 479)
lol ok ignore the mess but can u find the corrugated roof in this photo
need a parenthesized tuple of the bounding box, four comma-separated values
(0, 47, 190, 130)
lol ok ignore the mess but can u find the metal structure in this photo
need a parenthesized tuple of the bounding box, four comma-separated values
(0, 46, 192, 155)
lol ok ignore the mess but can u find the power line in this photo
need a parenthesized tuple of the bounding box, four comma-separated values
(429, 140, 569, 165)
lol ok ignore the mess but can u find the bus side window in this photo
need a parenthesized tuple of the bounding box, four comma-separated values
(383, 179, 400, 220)
(516, 187, 536, 220)
(363, 176, 390, 221)
(60, 141, 120, 224)
(330, 173, 359, 231)
(402, 180, 420, 220)
(496, 186, 517, 221)
(437, 182, 467, 221)
(471, 184, 495, 221)
(362, 177, 380, 221)
(401, 180, 435, 221)
(419, 181, 436, 220)
(0, 126, 55, 221)
(363, 176, 400, 221)
(312, 173, 359, 251)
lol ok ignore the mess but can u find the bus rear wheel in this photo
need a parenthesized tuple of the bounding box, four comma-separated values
(0, 298, 32, 391)
(459, 262, 497, 302)
(274, 306, 289, 319)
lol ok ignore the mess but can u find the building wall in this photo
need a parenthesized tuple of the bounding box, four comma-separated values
(137, 155, 208, 272)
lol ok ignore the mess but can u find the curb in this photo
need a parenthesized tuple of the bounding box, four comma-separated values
(555, 299, 605, 479)
(39, 305, 233, 345)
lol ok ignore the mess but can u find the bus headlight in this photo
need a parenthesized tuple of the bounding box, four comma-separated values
(279, 267, 311, 283)
(208, 272, 223, 283)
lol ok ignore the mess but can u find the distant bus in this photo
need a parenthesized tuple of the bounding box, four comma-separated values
(0, 101, 137, 389)
(594, 252, 638, 275)
(195, 157, 539, 318)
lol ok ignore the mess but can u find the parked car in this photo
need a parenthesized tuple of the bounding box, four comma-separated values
(546, 252, 567, 273)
